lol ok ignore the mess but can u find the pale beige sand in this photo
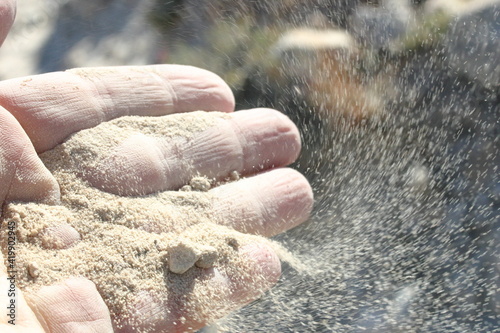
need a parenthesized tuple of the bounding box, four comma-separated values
(0, 112, 296, 331)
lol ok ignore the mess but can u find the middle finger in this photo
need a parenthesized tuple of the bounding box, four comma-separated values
(81, 108, 302, 196)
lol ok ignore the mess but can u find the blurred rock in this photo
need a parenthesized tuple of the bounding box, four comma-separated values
(348, 0, 416, 50)
(156, 0, 361, 41)
(424, 0, 500, 16)
(282, 29, 386, 123)
(0, 0, 161, 79)
(150, 0, 363, 91)
(239, 28, 389, 132)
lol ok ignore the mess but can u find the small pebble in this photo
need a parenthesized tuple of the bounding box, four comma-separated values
(179, 185, 192, 192)
(189, 177, 211, 192)
(226, 237, 239, 250)
(229, 170, 240, 181)
(407, 164, 430, 194)
(195, 246, 218, 269)
(168, 241, 199, 274)
(27, 262, 40, 278)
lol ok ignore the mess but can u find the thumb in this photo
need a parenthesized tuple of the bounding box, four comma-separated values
(0, 107, 60, 210)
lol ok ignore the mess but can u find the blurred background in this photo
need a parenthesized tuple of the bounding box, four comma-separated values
(1, 0, 498, 332)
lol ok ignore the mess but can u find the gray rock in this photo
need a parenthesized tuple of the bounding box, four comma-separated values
(348, 0, 414, 50)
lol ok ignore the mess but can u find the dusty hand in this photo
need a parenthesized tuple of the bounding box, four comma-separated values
(0, 2, 313, 332)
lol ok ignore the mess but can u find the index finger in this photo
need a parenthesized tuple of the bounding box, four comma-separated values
(0, 65, 235, 152)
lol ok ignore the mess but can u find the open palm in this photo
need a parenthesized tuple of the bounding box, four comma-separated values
(0, 2, 313, 332)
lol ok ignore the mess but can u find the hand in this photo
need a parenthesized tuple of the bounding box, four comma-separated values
(0, 2, 313, 332)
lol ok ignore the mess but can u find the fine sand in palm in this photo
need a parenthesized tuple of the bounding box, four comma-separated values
(0, 112, 296, 331)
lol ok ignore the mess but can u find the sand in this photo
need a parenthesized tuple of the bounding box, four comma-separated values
(0, 112, 290, 331)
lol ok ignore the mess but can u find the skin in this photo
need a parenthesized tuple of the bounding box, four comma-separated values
(0, 1, 313, 332)
(0, 0, 15, 47)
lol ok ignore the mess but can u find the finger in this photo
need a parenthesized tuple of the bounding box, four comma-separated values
(105, 168, 313, 237)
(118, 168, 314, 237)
(0, 107, 60, 206)
(173, 242, 281, 333)
(85, 109, 301, 196)
(211, 168, 314, 237)
(224, 242, 281, 302)
(0, 65, 235, 153)
(0, 0, 15, 47)
(116, 242, 280, 333)
(27, 277, 114, 333)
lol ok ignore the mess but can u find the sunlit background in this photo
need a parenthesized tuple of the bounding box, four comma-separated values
(1, 0, 498, 332)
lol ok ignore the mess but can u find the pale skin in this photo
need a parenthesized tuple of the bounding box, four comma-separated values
(0, 1, 313, 332)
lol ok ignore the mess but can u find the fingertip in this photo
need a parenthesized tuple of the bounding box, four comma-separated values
(115, 242, 281, 333)
(197, 68, 236, 113)
(200, 243, 281, 318)
(232, 108, 302, 167)
(237, 107, 300, 134)
(156, 65, 235, 113)
(115, 291, 176, 333)
(212, 168, 314, 237)
(277, 168, 314, 226)
(258, 168, 314, 236)
(238, 242, 282, 287)
(170, 243, 281, 332)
